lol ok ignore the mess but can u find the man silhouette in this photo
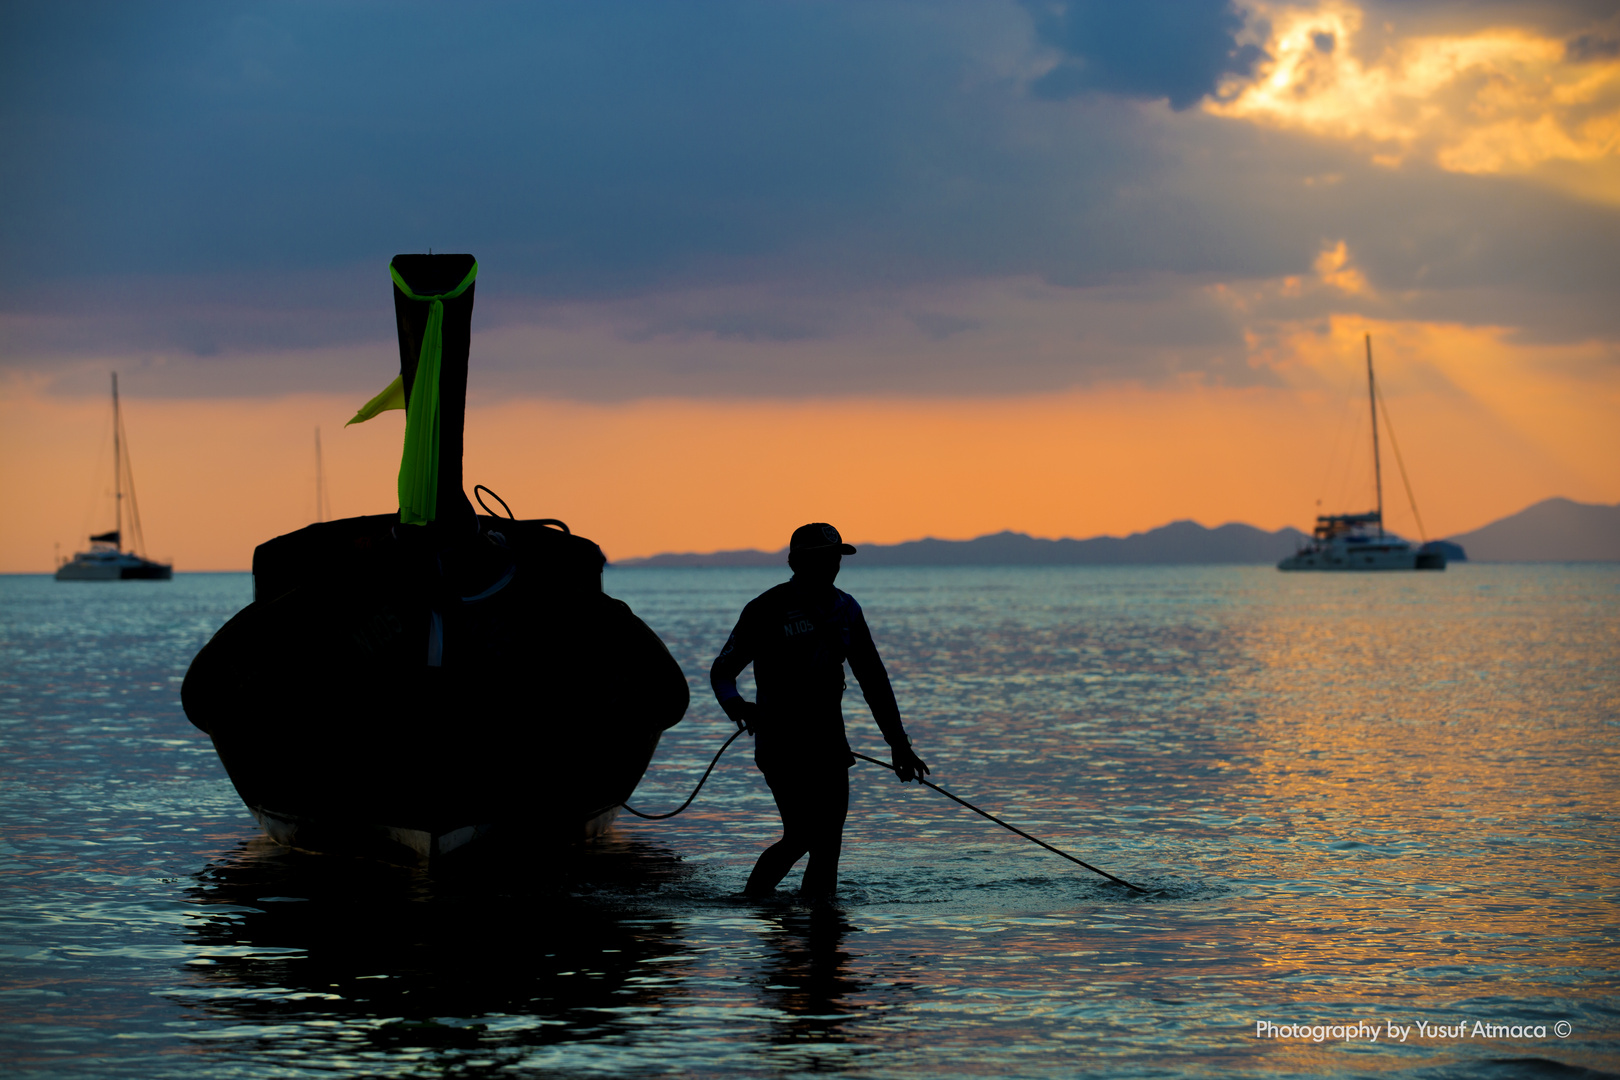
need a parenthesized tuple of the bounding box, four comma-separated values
(711, 522, 929, 899)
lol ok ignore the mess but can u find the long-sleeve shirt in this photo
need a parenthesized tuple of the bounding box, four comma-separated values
(710, 578, 906, 771)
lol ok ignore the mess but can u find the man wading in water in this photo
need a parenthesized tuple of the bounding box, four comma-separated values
(711, 522, 930, 900)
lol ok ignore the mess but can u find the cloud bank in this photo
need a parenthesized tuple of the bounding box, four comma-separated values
(1, 0, 1616, 401)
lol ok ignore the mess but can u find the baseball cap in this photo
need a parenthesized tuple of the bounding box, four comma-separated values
(789, 522, 857, 556)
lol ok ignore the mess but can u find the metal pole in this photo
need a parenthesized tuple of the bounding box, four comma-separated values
(111, 373, 122, 551)
(1365, 334, 1383, 538)
(315, 427, 325, 523)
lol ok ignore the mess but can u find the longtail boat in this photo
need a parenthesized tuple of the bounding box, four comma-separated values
(182, 254, 689, 859)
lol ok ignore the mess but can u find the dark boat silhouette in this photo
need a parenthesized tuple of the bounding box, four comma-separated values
(181, 254, 689, 859)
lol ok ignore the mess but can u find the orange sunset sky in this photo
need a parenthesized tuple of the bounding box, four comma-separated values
(3, 1, 1618, 570)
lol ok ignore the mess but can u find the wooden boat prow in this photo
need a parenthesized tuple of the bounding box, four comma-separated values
(181, 254, 689, 861)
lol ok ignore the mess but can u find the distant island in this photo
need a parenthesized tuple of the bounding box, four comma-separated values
(1444, 497, 1620, 562)
(616, 497, 1620, 567)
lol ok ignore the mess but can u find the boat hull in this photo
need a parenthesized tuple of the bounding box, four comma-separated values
(55, 555, 173, 580)
(182, 514, 689, 861)
(1279, 546, 1445, 571)
(249, 792, 630, 861)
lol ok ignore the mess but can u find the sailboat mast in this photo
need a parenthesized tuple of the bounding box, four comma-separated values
(111, 372, 123, 552)
(315, 427, 325, 523)
(1365, 334, 1384, 538)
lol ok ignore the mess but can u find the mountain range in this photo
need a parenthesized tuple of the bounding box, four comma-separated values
(618, 498, 1620, 567)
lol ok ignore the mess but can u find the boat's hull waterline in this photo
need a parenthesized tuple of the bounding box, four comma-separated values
(55, 552, 172, 580)
(181, 513, 689, 861)
(1278, 541, 1445, 571)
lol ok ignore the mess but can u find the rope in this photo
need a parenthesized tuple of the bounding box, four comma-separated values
(472, 486, 569, 533)
(1373, 381, 1428, 543)
(618, 731, 1148, 893)
(620, 728, 744, 820)
(474, 485, 515, 520)
(852, 752, 1148, 893)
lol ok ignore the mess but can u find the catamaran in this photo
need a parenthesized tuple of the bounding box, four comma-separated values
(56, 374, 173, 581)
(1279, 335, 1447, 572)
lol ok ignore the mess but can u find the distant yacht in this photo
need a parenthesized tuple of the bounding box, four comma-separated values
(1279, 336, 1447, 572)
(56, 374, 172, 581)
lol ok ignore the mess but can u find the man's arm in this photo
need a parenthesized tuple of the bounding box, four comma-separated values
(710, 608, 758, 731)
(844, 602, 930, 781)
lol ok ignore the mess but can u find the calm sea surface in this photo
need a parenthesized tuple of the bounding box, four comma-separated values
(1, 565, 1616, 1078)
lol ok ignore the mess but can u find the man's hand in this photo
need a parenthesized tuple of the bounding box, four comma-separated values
(723, 698, 760, 734)
(892, 744, 930, 783)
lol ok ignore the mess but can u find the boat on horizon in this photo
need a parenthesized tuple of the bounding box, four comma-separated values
(181, 254, 689, 862)
(56, 373, 173, 582)
(1279, 335, 1451, 572)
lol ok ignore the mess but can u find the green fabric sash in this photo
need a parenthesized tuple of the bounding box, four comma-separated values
(385, 260, 478, 525)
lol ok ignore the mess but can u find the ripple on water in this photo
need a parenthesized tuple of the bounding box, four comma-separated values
(1, 566, 1617, 1078)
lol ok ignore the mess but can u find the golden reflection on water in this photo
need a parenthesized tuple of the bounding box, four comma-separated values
(1218, 573, 1620, 1046)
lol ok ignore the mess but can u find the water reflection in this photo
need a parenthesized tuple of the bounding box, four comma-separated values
(176, 834, 692, 1071)
(754, 906, 866, 1054)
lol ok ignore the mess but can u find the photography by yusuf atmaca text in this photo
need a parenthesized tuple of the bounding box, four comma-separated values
(1254, 1020, 1571, 1043)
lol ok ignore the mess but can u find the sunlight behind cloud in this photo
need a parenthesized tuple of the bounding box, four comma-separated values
(1208, 2, 1620, 201)
(1312, 240, 1370, 295)
(1242, 314, 1620, 496)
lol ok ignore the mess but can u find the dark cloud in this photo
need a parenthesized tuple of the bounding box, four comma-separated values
(1023, 0, 1266, 110)
(1566, 31, 1620, 61)
(0, 2, 1210, 308)
(1, 1, 1615, 401)
(1357, 0, 1619, 39)
(1, 1, 985, 291)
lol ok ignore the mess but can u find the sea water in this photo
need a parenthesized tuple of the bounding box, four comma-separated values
(0, 565, 1615, 1078)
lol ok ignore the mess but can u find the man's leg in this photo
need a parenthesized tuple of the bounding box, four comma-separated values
(744, 770, 815, 896)
(798, 769, 849, 900)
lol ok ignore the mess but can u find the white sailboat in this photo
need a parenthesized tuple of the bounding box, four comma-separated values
(56, 374, 173, 581)
(1279, 336, 1446, 572)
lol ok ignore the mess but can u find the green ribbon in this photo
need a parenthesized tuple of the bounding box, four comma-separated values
(345, 374, 405, 427)
(388, 260, 478, 525)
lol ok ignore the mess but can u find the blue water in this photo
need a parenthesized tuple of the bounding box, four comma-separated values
(1, 566, 1616, 1078)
